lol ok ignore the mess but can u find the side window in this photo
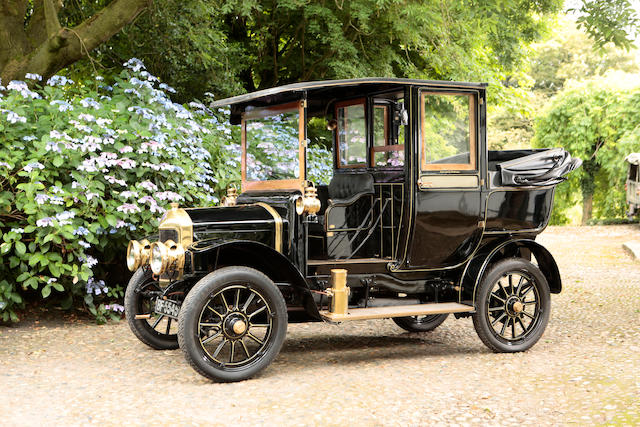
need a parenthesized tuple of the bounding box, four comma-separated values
(421, 92, 476, 171)
(336, 100, 366, 168)
(371, 103, 405, 168)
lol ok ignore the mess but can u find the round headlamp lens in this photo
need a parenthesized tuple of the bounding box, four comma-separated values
(150, 242, 167, 275)
(126, 240, 141, 271)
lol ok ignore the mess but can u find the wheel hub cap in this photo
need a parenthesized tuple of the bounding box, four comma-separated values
(232, 319, 247, 334)
(512, 301, 524, 313)
(224, 313, 248, 339)
(506, 296, 523, 317)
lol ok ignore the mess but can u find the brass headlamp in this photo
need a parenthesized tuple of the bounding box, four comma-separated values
(126, 239, 151, 271)
(149, 239, 185, 276)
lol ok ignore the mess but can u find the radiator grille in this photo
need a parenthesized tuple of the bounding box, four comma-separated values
(159, 229, 178, 243)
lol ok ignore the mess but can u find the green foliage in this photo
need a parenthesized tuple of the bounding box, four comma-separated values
(61, 0, 563, 103)
(0, 61, 237, 322)
(488, 19, 639, 151)
(530, 20, 639, 94)
(533, 72, 640, 224)
(571, 0, 640, 50)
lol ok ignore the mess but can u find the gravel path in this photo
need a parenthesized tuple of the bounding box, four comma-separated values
(1, 225, 639, 426)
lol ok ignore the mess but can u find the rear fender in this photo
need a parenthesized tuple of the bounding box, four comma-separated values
(190, 240, 320, 320)
(459, 239, 561, 305)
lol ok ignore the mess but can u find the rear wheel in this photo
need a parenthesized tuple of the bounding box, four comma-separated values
(178, 266, 287, 382)
(124, 268, 179, 350)
(472, 258, 550, 353)
(393, 314, 448, 332)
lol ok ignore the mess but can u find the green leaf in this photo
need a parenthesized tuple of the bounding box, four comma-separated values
(9, 257, 20, 268)
(15, 241, 26, 256)
(48, 263, 60, 277)
(41, 285, 51, 298)
(52, 156, 64, 167)
(24, 277, 38, 289)
(16, 272, 30, 282)
(52, 282, 64, 292)
(105, 214, 118, 227)
(28, 254, 41, 267)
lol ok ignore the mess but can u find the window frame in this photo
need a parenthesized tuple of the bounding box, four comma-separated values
(335, 98, 368, 169)
(370, 102, 404, 168)
(241, 100, 306, 192)
(420, 91, 477, 172)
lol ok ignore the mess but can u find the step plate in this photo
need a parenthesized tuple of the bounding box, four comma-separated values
(320, 302, 475, 322)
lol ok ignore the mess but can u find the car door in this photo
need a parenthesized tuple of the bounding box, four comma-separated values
(405, 88, 485, 269)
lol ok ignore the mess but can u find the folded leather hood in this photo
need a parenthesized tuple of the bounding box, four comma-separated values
(499, 148, 582, 187)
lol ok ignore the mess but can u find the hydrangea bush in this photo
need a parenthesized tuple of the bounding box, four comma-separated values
(0, 59, 241, 323)
(0, 60, 332, 323)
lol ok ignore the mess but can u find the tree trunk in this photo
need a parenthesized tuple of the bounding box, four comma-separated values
(581, 192, 593, 225)
(0, 0, 152, 84)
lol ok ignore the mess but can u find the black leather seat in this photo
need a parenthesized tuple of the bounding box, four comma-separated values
(328, 173, 375, 205)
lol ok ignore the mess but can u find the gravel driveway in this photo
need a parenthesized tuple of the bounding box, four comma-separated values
(1, 225, 639, 426)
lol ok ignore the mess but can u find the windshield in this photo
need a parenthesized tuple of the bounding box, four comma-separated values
(242, 102, 304, 190)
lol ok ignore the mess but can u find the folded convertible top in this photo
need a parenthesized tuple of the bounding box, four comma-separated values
(625, 153, 640, 165)
(499, 148, 582, 187)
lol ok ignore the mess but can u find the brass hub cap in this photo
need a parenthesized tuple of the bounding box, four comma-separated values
(232, 319, 247, 335)
(223, 313, 249, 339)
(512, 301, 524, 314)
(506, 296, 524, 317)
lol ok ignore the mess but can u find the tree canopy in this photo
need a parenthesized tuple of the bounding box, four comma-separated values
(533, 73, 640, 224)
(63, 0, 566, 101)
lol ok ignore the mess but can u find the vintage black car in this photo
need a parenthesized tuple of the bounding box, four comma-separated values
(124, 78, 580, 382)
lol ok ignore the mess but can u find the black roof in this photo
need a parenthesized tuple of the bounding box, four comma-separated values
(210, 78, 488, 124)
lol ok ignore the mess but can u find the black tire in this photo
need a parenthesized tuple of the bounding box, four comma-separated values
(392, 314, 448, 332)
(124, 268, 179, 350)
(178, 266, 287, 382)
(472, 258, 551, 353)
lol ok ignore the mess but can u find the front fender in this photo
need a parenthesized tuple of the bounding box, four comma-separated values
(188, 239, 320, 321)
(459, 238, 562, 305)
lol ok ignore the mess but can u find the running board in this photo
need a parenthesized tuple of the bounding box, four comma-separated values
(320, 302, 474, 322)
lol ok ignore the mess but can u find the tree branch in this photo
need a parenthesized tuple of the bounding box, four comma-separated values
(26, 0, 63, 48)
(71, 0, 151, 57)
(1, 0, 152, 83)
(44, 0, 62, 38)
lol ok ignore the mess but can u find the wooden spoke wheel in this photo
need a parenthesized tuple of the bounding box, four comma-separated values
(473, 258, 550, 353)
(124, 268, 179, 350)
(178, 267, 287, 382)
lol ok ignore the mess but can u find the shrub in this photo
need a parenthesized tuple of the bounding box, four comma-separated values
(0, 60, 333, 323)
(0, 60, 238, 323)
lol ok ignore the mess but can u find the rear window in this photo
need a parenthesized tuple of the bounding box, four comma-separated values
(336, 99, 366, 168)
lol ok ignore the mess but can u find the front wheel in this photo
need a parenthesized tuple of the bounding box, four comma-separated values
(393, 314, 448, 332)
(472, 258, 550, 353)
(178, 267, 287, 382)
(124, 268, 179, 350)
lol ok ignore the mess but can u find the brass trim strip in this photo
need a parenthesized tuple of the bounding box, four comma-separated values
(256, 202, 283, 253)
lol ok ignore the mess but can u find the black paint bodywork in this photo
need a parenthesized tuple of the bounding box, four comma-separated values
(163, 79, 563, 322)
